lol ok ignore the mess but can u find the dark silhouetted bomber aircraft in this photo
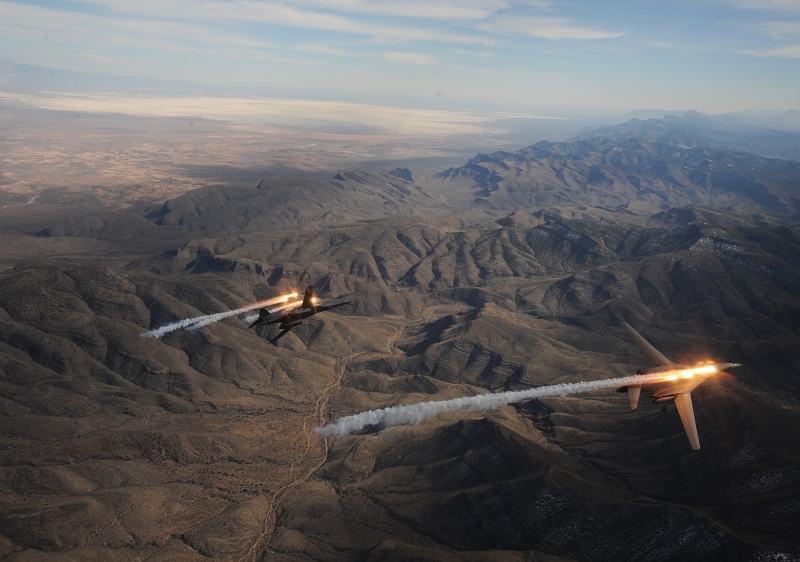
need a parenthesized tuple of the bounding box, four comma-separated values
(249, 285, 352, 344)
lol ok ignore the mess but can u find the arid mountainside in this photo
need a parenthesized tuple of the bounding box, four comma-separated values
(141, 170, 444, 237)
(431, 139, 800, 220)
(6, 137, 799, 261)
(2, 208, 799, 560)
(1, 170, 449, 257)
(1, 127, 800, 560)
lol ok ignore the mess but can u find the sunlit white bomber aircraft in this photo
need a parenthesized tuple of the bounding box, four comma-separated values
(613, 322, 741, 450)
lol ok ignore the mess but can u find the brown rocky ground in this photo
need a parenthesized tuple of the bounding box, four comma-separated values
(1, 131, 799, 560)
(1, 212, 799, 560)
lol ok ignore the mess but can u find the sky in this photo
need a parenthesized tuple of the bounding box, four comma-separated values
(1, 0, 799, 114)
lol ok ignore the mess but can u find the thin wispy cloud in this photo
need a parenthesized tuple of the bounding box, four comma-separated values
(721, 0, 800, 12)
(64, 0, 495, 46)
(1, 0, 797, 112)
(451, 48, 494, 58)
(296, 0, 508, 20)
(294, 44, 352, 57)
(748, 21, 800, 38)
(382, 51, 437, 64)
(479, 16, 624, 40)
(1, 1, 278, 56)
(743, 44, 800, 57)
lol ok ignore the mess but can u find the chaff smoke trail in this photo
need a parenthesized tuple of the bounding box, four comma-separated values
(188, 299, 302, 331)
(140, 293, 297, 338)
(316, 369, 717, 438)
(240, 299, 302, 327)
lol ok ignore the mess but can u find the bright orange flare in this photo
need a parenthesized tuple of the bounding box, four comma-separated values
(272, 299, 302, 312)
(659, 365, 717, 382)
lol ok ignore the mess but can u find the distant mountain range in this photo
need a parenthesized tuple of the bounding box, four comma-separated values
(573, 110, 800, 162)
(5, 134, 797, 258)
(433, 137, 800, 221)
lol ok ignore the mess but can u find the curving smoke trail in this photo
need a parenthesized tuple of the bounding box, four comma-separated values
(239, 299, 302, 327)
(187, 299, 302, 332)
(140, 293, 296, 338)
(316, 371, 703, 438)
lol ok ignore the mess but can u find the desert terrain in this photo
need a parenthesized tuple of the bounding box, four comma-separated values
(1, 106, 799, 561)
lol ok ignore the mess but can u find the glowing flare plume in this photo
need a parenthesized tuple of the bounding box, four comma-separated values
(241, 299, 303, 326)
(316, 369, 717, 438)
(140, 292, 298, 338)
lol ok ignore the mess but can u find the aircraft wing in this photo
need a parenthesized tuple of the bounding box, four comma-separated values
(317, 296, 352, 311)
(621, 322, 672, 366)
(674, 394, 700, 450)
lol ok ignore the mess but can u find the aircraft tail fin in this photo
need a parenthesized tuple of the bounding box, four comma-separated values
(247, 308, 267, 328)
(674, 393, 701, 450)
(621, 321, 672, 366)
(301, 285, 315, 309)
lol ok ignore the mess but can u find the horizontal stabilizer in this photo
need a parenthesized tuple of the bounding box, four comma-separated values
(674, 393, 701, 450)
(621, 322, 672, 366)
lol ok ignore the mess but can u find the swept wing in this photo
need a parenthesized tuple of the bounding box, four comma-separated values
(614, 322, 729, 450)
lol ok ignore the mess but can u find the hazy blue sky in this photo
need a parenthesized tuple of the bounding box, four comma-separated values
(1, 0, 799, 113)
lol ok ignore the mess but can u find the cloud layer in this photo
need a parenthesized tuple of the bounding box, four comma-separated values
(2, 0, 798, 112)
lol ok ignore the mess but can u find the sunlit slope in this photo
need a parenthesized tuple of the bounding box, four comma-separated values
(145, 170, 444, 235)
(25, 170, 445, 246)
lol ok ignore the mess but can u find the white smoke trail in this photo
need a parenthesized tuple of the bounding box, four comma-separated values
(186, 299, 303, 331)
(140, 293, 296, 338)
(316, 371, 711, 438)
(238, 299, 303, 328)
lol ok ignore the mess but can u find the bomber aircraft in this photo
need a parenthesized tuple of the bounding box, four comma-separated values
(249, 285, 352, 344)
(613, 322, 740, 450)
